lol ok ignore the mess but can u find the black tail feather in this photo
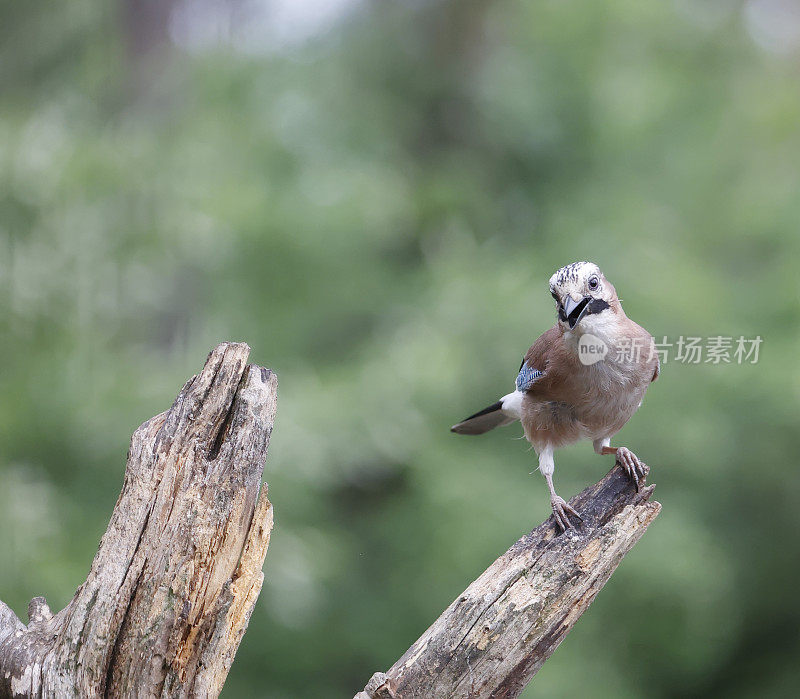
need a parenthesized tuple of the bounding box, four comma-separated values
(461, 401, 503, 422)
(451, 400, 515, 435)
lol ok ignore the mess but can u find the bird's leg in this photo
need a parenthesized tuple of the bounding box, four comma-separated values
(538, 446, 581, 531)
(593, 438, 648, 491)
(545, 473, 581, 531)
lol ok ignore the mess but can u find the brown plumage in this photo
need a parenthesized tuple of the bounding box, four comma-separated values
(452, 261, 659, 531)
(520, 307, 657, 449)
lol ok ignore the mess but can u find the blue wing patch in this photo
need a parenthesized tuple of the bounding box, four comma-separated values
(516, 361, 543, 391)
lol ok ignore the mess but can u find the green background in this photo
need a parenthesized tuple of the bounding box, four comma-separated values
(1, 1, 798, 697)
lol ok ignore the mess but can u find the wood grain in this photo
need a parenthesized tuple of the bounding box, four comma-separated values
(0, 343, 276, 698)
(355, 465, 660, 699)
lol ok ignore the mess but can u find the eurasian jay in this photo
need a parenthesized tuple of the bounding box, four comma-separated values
(452, 261, 659, 530)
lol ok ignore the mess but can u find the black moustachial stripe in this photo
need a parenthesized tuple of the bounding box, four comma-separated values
(587, 298, 610, 315)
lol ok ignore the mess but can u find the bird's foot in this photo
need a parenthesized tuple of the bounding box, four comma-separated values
(616, 446, 648, 491)
(550, 495, 582, 532)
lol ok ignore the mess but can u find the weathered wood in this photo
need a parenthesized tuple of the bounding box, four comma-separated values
(355, 465, 661, 699)
(0, 342, 277, 698)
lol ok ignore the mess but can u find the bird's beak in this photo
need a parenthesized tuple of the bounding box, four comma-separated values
(562, 296, 591, 329)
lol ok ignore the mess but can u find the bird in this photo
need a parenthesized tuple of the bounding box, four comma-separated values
(451, 261, 659, 531)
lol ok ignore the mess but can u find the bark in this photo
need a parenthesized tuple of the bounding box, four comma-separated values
(0, 342, 277, 698)
(355, 465, 661, 699)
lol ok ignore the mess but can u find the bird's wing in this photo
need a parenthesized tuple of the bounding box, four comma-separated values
(515, 359, 544, 391)
(623, 319, 660, 383)
(516, 326, 562, 391)
(651, 357, 660, 382)
(515, 325, 582, 402)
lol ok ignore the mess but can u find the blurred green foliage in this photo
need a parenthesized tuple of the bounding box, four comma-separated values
(1, 1, 799, 697)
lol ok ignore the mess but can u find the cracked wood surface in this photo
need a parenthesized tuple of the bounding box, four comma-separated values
(0, 342, 276, 698)
(355, 465, 661, 699)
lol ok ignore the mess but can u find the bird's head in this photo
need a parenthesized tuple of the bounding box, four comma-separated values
(549, 261, 619, 332)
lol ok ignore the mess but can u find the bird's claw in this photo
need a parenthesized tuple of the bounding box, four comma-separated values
(616, 447, 648, 491)
(550, 495, 582, 532)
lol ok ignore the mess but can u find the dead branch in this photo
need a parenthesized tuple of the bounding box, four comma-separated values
(355, 465, 661, 699)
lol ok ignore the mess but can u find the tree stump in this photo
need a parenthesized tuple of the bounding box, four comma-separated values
(0, 342, 277, 698)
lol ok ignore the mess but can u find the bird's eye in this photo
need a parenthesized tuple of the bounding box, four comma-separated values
(588, 276, 599, 291)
